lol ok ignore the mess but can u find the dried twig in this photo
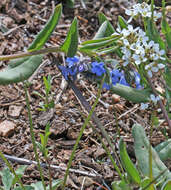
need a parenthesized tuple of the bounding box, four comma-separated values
(1, 154, 101, 178)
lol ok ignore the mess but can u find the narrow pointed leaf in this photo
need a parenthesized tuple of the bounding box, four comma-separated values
(28, 4, 62, 51)
(119, 138, 141, 184)
(118, 16, 128, 29)
(60, 17, 78, 57)
(146, 18, 166, 50)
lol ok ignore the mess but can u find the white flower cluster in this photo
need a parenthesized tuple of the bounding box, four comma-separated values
(125, 2, 162, 23)
(114, 25, 165, 78)
(140, 94, 160, 110)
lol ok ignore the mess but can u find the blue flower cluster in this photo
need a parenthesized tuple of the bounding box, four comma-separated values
(59, 56, 142, 90)
(58, 56, 85, 80)
(102, 69, 130, 90)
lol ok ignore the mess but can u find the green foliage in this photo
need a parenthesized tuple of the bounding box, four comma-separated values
(119, 138, 141, 185)
(161, 179, 171, 190)
(0, 166, 28, 190)
(36, 123, 51, 158)
(118, 16, 128, 29)
(155, 139, 171, 161)
(33, 75, 54, 111)
(132, 124, 171, 182)
(28, 4, 62, 51)
(145, 18, 166, 50)
(0, 4, 62, 85)
(60, 17, 78, 57)
(0, 55, 43, 85)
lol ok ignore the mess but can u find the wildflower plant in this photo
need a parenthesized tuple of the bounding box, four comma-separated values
(0, 0, 171, 189)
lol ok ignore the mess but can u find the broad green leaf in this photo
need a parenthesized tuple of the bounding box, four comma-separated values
(60, 17, 78, 57)
(28, 4, 62, 51)
(14, 186, 34, 190)
(119, 138, 141, 184)
(155, 139, 171, 161)
(146, 18, 166, 50)
(118, 16, 128, 29)
(111, 85, 151, 103)
(0, 55, 43, 85)
(8, 57, 30, 69)
(132, 124, 171, 180)
(0, 167, 13, 190)
(161, 179, 171, 190)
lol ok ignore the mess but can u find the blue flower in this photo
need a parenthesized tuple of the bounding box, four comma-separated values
(103, 83, 111, 90)
(66, 56, 79, 68)
(134, 71, 143, 89)
(110, 69, 122, 85)
(119, 74, 130, 86)
(58, 65, 70, 80)
(91, 62, 106, 76)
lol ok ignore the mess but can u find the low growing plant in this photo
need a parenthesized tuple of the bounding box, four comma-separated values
(0, 0, 171, 189)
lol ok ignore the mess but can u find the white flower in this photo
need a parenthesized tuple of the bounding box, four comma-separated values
(140, 103, 149, 110)
(154, 11, 162, 21)
(150, 94, 160, 104)
(158, 63, 165, 69)
(147, 70, 153, 78)
(132, 54, 141, 65)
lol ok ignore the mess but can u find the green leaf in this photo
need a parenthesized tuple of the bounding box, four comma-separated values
(110, 85, 151, 103)
(162, 1, 171, 49)
(96, 45, 120, 55)
(132, 124, 171, 181)
(28, 4, 62, 51)
(0, 55, 43, 85)
(164, 66, 171, 89)
(94, 20, 115, 39)
(0, 167, 13, 190)
(65, 0, 74, 8)
(155, 139, 171, 161)
(119, 138, 141, 184)
(161, 179, 171, 190)
(146, 18, 166, 50)
(12, 165, 27, 185)
(140, 177, 157, 190)
(80, 39, 117, 50)
(31, 181, 44, 190)
(60, 17, 78, 57)
(43, 75, 51, 96)
(14, 185, 34, 190)
(81, 35, 114, 45)
(118, 16, 128, 29)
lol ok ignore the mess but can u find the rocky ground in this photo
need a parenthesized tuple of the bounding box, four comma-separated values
(0, 0, 170, 189)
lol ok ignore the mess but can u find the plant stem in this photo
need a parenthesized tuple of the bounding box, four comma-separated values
(0, 151, 26, 190)
(147, 77, 171, 137)
(62, 77, 104, 190)
(0, 46, 61, 61)
(24, 84, 46, 190)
